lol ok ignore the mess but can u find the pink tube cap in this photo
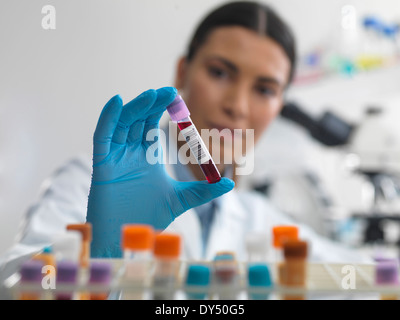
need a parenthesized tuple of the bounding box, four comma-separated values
(376, 260, 399, 285)
(20, 260, 44, 282)
(166, 95, 190, 122)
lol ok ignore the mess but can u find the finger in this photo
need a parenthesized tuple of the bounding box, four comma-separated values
(112, 89, 157, 145)
(175, 177, 235, 213)
(143, 86, 177, 132)
(132, 110, 163, 147)
(128, 86, 177, 145)
(149, 86, 178, 118)
(93, 94, 123, 158)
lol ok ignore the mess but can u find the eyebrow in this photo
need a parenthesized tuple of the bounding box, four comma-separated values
(208, 55, 283, 87)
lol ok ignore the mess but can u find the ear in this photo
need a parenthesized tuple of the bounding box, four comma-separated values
(174, 56, 187, 90)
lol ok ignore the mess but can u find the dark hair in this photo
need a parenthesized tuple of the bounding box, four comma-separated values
(186, 1, 297, 85)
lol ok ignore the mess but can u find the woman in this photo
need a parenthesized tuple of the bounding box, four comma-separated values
(0, 2, 370, 279)
(86, 0, 294, 258)
(85, 1, 370, 262)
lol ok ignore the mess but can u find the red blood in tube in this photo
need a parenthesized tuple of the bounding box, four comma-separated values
(178, 121, 221, 184)
(177, 121, 192, 130)
(200, 161, 221, 184)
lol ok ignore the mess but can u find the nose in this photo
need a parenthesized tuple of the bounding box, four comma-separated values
(222, 83, 250, 121)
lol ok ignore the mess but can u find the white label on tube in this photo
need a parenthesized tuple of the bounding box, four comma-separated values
(180, 124, 211, 164)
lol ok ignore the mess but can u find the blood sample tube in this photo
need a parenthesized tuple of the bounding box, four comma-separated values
(66, 222, 92, 269)
(272, 225, 299, 286)
(32, 246, 56, 268)
(282, 239, 308, 300)
(55, 260, 79, 300)
(89, 261, 112, 300)
(120, 224, 155, 300)
(151, 232, 182, 300)
(375, 259, 399, 300)
(32, 246, 57, 300)
(166, 95, 221, 184)
(212, 251, 240, 300)
(66, 223, 92, 300)
(19, 260, 44, 300)
(32, 246, 56, 277)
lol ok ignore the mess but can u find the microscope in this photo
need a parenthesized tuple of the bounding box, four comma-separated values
(345, 106, 400, 248)
(279, 102, 400, 250)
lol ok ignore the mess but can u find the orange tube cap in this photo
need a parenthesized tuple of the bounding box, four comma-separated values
(153, 233, 181, 259)
(272, 225, 299, 248)
(121, 224, 155, 251)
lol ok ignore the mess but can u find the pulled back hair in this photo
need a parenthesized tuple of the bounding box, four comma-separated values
(186, 1, 297, 85)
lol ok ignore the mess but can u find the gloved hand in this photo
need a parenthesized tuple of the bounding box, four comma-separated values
(86, 87, 235, 258)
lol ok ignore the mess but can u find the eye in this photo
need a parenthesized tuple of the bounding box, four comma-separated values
(255, 85, 277, 97)
(208, 66, 229, 79)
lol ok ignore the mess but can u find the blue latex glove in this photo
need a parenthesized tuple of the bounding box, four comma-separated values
(86, 87, 235, 258)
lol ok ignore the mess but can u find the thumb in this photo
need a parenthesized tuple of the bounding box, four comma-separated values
(176, 177, 235, 211)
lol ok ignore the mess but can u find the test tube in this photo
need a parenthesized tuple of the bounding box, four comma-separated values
(66, 223, 92, 269)
(32, 246, 56, 277)
(213, 251, 237, 264)
(32, 246, 56, 300)
(120, 224, 155, 300)
(151, 232, 182, 300)
(55, 260, 79, 300)
(18, 260, 44, 300)
(89, 261, 113, 300)
(212, 251, 240, 300)
(166, 95, 221, 184)
(184, 264, 211, 300)
(271, 225, 299, 286)
(282, 239, 308, 300)
(32, 246, 56, 269)
(247, 264, 273, 300)
(66, 223, 92, 300)
(245, 233, 269, 263)
(375, 259, 399, 300)
(52, 231, 82, 264)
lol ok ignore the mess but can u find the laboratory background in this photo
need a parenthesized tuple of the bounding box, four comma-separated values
(1, 0, 400, 263)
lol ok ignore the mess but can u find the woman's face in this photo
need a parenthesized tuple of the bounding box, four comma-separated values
(175, 26, 291, 168)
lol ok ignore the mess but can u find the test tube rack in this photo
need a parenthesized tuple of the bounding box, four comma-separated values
(3, 259, 397, 300)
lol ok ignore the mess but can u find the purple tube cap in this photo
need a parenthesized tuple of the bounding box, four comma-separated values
(89, 261, 112, 284)
(166, 95, 190, 122)
(20, 260, 44, 282)
(56, 260, 79, 283)
(375, 260, 399, 285)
